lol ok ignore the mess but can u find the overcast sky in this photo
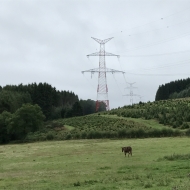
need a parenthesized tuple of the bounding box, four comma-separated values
(1, 0, 190, 109)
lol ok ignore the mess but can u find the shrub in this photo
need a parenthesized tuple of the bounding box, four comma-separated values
(46, 131, 54, 140)
(73, 181, 80, 186)
(65, 133, 72, 140)
(148, 129, 161, 137)
(186, 128, 190, 136)
(81, 131, 87, 139)
(173, 129, 182, 137)
(118, 129, 127, 138)
(161, 128, 173, 137)
(25, 132, 47, 142)
(128, 129, 137, 138)
(136, 128, 145, 138)
(181, 122, 190, 129)
(87, 131, 96, 139)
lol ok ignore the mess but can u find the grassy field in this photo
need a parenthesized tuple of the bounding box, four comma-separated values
(0, 138, 190, 190)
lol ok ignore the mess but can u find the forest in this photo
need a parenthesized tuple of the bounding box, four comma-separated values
(155, 77, 190, 100)
(0, 82, 105, 143)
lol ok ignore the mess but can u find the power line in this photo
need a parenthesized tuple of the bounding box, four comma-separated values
(119, 30, 190, 53)
(103, 6, 190, 38)
(124, 72, 190, 77)
(120, 50, 190, 57)
(125, 58, 190, 73)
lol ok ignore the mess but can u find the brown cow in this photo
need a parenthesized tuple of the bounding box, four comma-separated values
(122, 146, 132, 157)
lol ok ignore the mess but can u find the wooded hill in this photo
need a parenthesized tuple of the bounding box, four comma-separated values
(25, 98, 190, 142)
(0, 82, 105, 143)
(155, 77, 190, 101)
(0, 83, 105, 120)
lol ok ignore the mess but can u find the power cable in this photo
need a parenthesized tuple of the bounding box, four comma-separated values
(112, 73, 123, 95)
(124, 72, 190, 77)
(82, 73, 96, 90)
(119, 30, 190, 53)
(126, 58, 190, 73)
(104, 6, 190, 37)
(120, 50, 190, 57)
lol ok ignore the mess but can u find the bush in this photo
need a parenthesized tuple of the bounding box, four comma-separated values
(186, 128, 190, 136)
(136, 128, 146, 138)
(87, 131, 95, 139)
(118, 129, 127, 138)
(73, 133, 80, 139)
(148, 129, 161, 137)
(181, 122, 190, 129)
(65, 133, 72, 140)
(173, 129, 182, 137)
(25, 132, 47, 142)
(9, 104, 45, 140)
(161, 128, 173, 137)
(81, 131, 87, 139)
(46, 131, 54, 140)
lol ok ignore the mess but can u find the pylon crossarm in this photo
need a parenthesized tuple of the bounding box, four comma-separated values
(106, 68, 125, 73)
(91, 37, 103, 44)
(82, 68, 125, 74)
(87, 51, 119, 57)
(103, 37, 114, 44)
(91, 37, 113, 44)
(87, 52, 100, 57)
(125, 87, 137, 89)
(126, 82, 136, 85)
(104, 52, 119, 57)
(123, 94, 139, 96)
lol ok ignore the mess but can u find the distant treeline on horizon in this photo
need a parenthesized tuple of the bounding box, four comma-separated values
(155, 77, 190, 101)
(0, 82, 106, 121)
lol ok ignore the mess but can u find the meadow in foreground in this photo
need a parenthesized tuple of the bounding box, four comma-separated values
(0, 137, 190, 190)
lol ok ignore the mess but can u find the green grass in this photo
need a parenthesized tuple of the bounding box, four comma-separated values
(64, 125, 75, 131)
(0, 137, 190, 189)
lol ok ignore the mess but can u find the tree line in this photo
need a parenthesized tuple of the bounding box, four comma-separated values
(155, 77, 190, 101)
(0, 83, 105, 119)
(0, 82, 106, 143)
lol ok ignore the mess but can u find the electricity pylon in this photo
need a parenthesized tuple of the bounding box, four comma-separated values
(139, 96, 144, 102)
(123, 82, 139, 105)
(82, 37, 124, 111)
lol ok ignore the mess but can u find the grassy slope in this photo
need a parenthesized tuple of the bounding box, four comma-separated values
(64, 125, 75, 131)
(101, 114, 172, 129)
(0, 138, 190, 190)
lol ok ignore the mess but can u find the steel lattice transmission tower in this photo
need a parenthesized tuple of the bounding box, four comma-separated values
(123, 82, 139, 105)
(82, 37, 124, 111)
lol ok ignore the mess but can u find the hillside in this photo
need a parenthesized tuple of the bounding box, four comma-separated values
(108, 98, 190, 129)
(25, 98, 190, 142)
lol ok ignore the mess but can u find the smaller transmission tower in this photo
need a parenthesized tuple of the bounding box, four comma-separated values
(123, 82, 139, 105)
(82, 37, 124, 111)
(139, 96, 144, 102)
